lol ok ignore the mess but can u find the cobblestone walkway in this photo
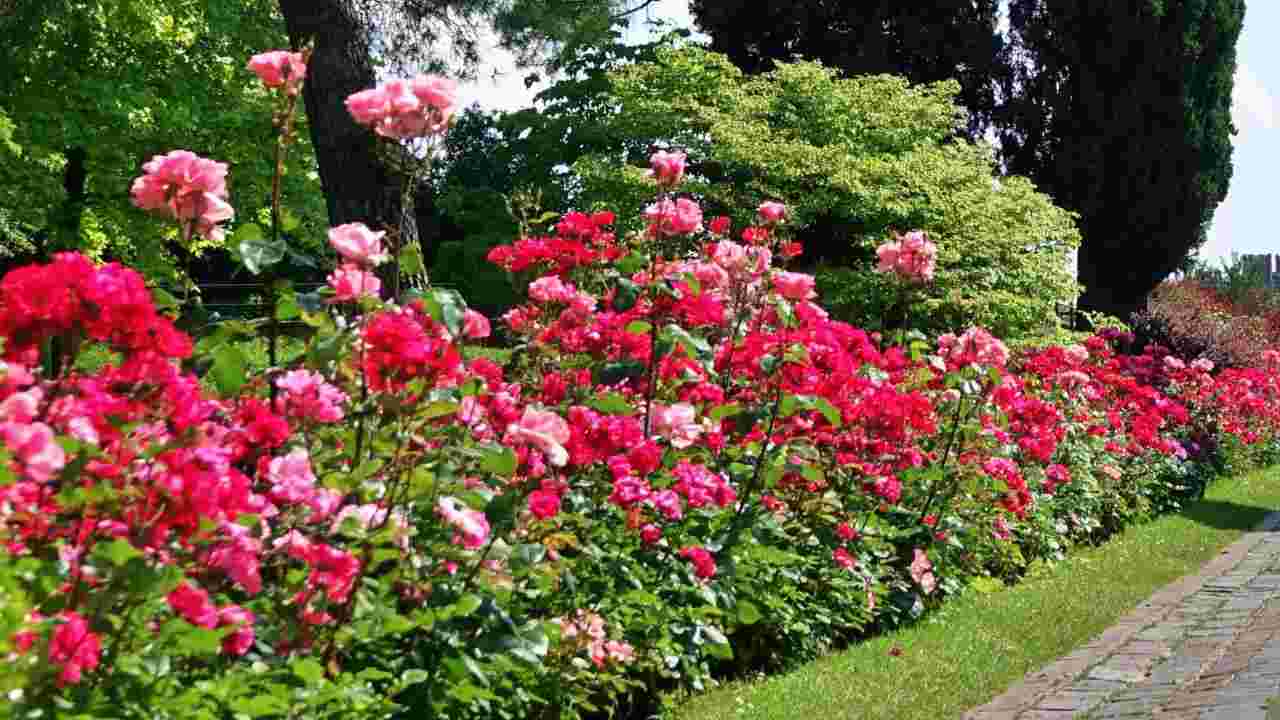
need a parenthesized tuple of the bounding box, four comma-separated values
(965, 512, 1280, 720)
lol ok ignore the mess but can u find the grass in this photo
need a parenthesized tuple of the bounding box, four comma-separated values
(673, 466, 1280, 720)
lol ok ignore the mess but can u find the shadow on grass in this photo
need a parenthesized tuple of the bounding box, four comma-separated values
(1180, 499, 1277, 532)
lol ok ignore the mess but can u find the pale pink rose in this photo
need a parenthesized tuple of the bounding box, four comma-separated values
(328, 264, 381, 302)
(772, 271, 817, 300)
(910, 548, 937, 595)
(507, 407, 571, 467)
(345, 74, 456, 139)
(463, 309, 491, 339)
(1064, 344, 1090, 364)
(711, 240, 748, 273)
(267, 448, 316, 505)
(130, 150, 233, 243)
(328, 222, 388, 266)
(644, 198, 703, 236)
(247, 50, 307, 94)
(1163, 356, 1186, 372)
(0, 388, 41, 424)
(527, 275, 572, 304)
(1191, 358, 1215, 373)
(437, 497, 491, 549)
(876, 230, 937, 283)
(1, 422, 66, 482)
(652, 403, 703, 449)
(757, 201, 787, 224)
(649, 150, 687, 186)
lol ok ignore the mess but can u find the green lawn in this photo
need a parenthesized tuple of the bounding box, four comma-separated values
(673, 467, 1280, 720)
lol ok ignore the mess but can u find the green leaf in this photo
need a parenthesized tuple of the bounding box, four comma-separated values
(480, 444, 517, 477)
(454, 594, 483, 617)
(423, 287, 467, 337)
(399, 242, 425, 276)
(97, 538, 142, 567)
(210, 344, 249, 395)
(291, 658, 325, 685)
(736, 599, 763, 625)
(589, 392, 634, 415)
(613, 278, 640, 311)
(625, 320, 652, 335)
(239, 236, 286, 275)
(422, 400, 459, 420)
(710, 403, 742, 421)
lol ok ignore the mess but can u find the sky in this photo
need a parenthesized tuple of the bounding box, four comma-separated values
(456, 0, 1274, 264)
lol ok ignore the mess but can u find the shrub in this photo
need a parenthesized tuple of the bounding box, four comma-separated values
(4, 50, 1280, 720)
(565, 46, 1081, 340)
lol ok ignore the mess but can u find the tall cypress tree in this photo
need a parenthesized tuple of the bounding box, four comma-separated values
(998, 0, 1243, 321)
(688, 0, 1006, 138)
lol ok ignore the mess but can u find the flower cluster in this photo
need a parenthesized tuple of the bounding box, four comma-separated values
(345, 75, 458, 139)
(129, 150, 234, 243)
(876, 230, 938, 284)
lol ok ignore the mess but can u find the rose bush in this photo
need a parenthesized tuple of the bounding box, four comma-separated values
(3, 52, 1280, 720)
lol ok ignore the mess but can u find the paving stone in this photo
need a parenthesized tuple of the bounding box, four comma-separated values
(965, 510, 1280, 720)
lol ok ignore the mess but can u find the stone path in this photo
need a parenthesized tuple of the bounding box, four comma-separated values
(964, 511, 1280, 720)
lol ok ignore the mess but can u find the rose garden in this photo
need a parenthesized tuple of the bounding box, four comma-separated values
(2, 41, 1278, 720)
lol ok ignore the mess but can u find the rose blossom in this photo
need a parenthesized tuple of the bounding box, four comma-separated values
(328, 264, 381, 302)
(648, 150, 687, 186)
(247, 50, 307, 94)
(757, 201, 787, 225)
(507, 407, 571, 467)
(772, 271, 817, 300)
(644, 197, 703, 236)
(328, 222, 388, 266)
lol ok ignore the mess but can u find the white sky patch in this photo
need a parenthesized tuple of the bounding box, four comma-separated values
(1232, 63, 1278, 142)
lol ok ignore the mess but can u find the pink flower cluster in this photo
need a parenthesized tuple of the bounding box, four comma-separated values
(876, 230, 938, 284)
(327, 222, 387, 302)
(130, 150, 234, 243)
(247, 50, 307, 94)
(345, 75, 458, 139)
(555, 610, 635, 667)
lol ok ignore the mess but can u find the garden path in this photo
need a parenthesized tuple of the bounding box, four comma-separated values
(964, 511, 1280, 720)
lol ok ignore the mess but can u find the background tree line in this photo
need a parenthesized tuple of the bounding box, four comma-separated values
(0, 0, 1245, 326)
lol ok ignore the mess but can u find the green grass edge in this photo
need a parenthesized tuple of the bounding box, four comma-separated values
(672, 466, 1280, 720)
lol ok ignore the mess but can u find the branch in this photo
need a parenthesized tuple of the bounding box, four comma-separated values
(611, 0, 660, 21)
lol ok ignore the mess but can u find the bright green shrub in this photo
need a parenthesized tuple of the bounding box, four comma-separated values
(569, 46, 1081, 340)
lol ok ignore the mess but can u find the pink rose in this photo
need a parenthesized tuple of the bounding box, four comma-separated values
(644, 198, 703, 236)
(771, 271, 817, 300)
(910, 548, 936, 594)
(757, 201, 787, 225)
(507, 407, 571, 467)
(167, 582, 219, 629)
(463, 309, 491, 339)
(48, 612, 100, 686)
(2, 422, 66, 482)
(876, 230, 937, 284)
(649, 150, 687, 186)
(437, 497, 491, 549)
(247, 50, 307, 94)
(218, 605, 256, 656)
(528, 489, 561, 520)
(328, 222, 388, 266)
(328, 264, 382, 302)
(130, 150, 233, 243)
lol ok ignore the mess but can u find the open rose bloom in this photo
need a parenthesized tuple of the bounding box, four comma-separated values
(129, 150, 233, 243)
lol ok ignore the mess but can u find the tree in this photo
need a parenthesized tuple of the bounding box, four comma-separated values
(998, 0, 1243, 321)
(688, 0, 1007, 138)
(0, 0, 328, 283)
(566, 47, 1080, 338)
(277, 0, 658, 292)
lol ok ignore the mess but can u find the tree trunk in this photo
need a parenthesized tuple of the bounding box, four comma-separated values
(277, 0, 421, 291)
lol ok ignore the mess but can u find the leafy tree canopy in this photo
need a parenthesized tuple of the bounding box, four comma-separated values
(565, 46, 1081, 337)
(0, 0, 327, 284)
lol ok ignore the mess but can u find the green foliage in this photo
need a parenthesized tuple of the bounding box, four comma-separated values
(1000, 0, 1243, 318)
(569, 47, 1080, 339)
(0, 0, 327, 282)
